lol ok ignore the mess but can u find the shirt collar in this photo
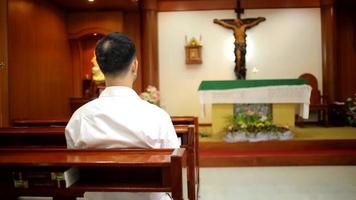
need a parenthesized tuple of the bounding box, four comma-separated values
(99, 86, 140, 99)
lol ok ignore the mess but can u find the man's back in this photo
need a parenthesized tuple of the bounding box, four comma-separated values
(65, 86, 179, 149)
(65, 87, 179, 200)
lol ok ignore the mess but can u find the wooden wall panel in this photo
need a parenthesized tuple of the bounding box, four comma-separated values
(69, 40, 83, 97)
(0, 0, 9, 127)
(51, 0, 139, 11)
(8, 0, 73, 119)
(158, 0, 320, 11)
(67, 12, 123, 39)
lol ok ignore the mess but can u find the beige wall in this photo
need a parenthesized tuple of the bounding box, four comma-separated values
(158, 8, 322, 123)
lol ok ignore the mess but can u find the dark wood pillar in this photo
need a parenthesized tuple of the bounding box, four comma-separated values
(141, 0, 159, 89)
(0, 0, 9, 127)
(124, 11, 143, 92)
(320, 1, 337, 102)
(333, 2, 356, 100)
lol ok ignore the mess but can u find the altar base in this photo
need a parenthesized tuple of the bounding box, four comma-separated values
(211, 104, 296, 138)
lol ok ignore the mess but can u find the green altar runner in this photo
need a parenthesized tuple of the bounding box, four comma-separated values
(198, 79, 311, 139)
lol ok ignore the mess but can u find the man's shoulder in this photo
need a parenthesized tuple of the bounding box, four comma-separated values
(71, 98, 100, 118)
(140, 101, 171, 118)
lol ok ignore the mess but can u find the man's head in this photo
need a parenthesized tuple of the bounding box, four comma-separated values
(95, 32, 137, 86)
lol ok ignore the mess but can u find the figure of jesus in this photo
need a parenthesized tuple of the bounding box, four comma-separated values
(214, 17, 265, 79)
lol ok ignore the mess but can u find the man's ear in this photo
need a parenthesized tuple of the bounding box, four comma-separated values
(131, 58, 138, 74)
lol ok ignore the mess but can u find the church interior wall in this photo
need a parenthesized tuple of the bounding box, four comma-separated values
(158, 8, 323, 123)
(8, 0, 73, 119)
(6, 0, 141, 120)
(66, 11, 123, 38)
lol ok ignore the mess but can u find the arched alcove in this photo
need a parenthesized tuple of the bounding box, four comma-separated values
(69, 33, 106, 97)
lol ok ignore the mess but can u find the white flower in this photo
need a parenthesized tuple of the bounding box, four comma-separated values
(140, 85, 160, 105)
(260, 115, 267, 121)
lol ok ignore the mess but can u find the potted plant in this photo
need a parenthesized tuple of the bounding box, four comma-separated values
(224, 111, 292, 142)
(140, 85, 160, 106)
(345, 93, 356, 127)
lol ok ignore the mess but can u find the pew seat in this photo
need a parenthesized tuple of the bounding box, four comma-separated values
(0, 148, 185, 200)
(0, 125, 198, 200)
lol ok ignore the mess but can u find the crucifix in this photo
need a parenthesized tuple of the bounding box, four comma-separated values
(214, 0, 266, 79)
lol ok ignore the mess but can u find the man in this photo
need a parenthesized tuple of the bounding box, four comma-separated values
(65, 32, 180, 200)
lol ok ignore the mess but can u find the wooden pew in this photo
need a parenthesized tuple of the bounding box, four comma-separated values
(11, 115, 199, 128)
(175, 125, 196, 200)
(0, 148, 185, 200)
(12, 119, 68, 127)
(0, 127, 65, 147)
(0, 125, 198, 200)
(172, 116, 200, 200)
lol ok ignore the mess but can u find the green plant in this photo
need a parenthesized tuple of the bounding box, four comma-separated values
(226, 111, 288, 136)
(345, 93, 356, 126)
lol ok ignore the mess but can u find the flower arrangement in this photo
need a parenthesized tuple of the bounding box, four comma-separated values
(225, 111, 292, 142)
(140, 85, 160, 106)
(345, 93, 356, 126)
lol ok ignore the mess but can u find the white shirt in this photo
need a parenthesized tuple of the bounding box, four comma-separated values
(65, 86, 179, 149)
(65, 86, 179, 200)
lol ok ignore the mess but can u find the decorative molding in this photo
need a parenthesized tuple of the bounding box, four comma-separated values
(320, 0, 335, 6)
(141, 0, 158, 10)
(158, 0, 234, 11)
(68, 28, 110, 39)
(241, 0, 320, 8)
(158, 0, 321, 11)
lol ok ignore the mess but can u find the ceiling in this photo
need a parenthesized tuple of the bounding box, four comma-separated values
(50, 0, 139, 11)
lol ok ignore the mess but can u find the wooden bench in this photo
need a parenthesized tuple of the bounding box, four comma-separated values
(0, 125, 198, 200)
(172, 116, 200, 200)
(0, 127, 65, 147)
(175, 125, 197, 200)
(12, 119, 68, 127)
(0, 148, 185, 200)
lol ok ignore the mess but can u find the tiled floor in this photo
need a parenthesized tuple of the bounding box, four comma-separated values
(199, 166, 356, 200)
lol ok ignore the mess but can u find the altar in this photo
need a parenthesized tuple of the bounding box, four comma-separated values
(198, 79, 312, 138)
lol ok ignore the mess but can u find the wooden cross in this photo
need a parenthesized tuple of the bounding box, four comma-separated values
(214, 0, 266, 79)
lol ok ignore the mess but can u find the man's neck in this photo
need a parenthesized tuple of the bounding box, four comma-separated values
(105, 77, 133, 88)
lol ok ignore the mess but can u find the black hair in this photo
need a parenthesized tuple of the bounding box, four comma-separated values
(95, 32, 136, 76)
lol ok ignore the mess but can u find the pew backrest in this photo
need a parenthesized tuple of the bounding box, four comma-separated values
(0, 148, 185, 200)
